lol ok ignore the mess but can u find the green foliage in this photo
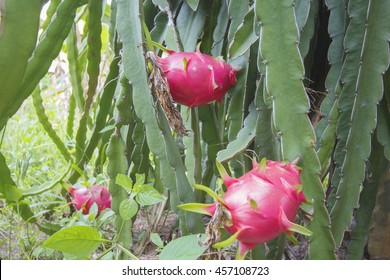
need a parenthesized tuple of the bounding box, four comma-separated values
(116, 0, 203, 235)
(1, 0, 389, 260)
(159, 234, 206, 260)
(116, 173, 163, 221)
(150, 233, 164, 248)
(42, 225, 108, 258)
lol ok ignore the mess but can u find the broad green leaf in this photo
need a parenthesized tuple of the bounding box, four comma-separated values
(159, 234, 206, 260)
(116, 174, 133, 193)
(150, 233, 164, 248)
(133, 173, 145, 192)
(136, 185, 163, 206)
(119, 199, 139, 220)
(42, 226, 108, 257)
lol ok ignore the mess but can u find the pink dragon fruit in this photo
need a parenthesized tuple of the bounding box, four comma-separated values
(179, 159, 312, 259)
(68, 185, 111, 215)
(156, 49, 237, 107)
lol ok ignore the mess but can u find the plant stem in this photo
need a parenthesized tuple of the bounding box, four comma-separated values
(116, 243, 139, 260)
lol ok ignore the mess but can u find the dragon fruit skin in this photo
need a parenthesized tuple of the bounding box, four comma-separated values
(251, 160, 308, 204)
(179, 159, 311, 259)
(68, 185, 112, 215)
(156, 50, 237, 107)
(219, 173, 306, 257)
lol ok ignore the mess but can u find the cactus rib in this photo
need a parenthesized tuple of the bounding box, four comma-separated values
(256, 0, 336, 259)
(330, 0, 390, 247)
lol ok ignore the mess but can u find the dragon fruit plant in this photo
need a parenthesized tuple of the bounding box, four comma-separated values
(155, 48, 237, 107)
(68, 185, 112, 215)
(179, 159, 312, 259)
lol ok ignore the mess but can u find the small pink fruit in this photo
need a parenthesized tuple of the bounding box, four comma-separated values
(68, 185, 111, 215)
(179, 159, 312, 259)
(156, 49, 237, 107)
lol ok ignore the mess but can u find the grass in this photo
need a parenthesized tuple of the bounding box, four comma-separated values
(0, 69, 74, 259)
(0, 61, 115, 259)
(0, 4, 117, 260)
(2, 75, 70, 188)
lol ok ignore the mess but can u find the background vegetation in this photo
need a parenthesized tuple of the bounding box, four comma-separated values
(0, 0, 389, 260)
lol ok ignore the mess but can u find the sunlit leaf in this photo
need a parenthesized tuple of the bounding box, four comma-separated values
(119, 199, 139, 220)
(150, 233, 164, 248)
(159, 234, 206, 260)
(116, 174, 133, 193)
(136, 185, 163, 206)
(42, 226, 108, 257)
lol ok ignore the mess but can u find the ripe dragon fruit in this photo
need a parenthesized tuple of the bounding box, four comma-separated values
(68, 185, 111, 215)
(179, 159, 312, 259)
(156, 49, 237, 107)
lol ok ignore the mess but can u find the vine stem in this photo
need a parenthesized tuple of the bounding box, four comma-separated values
(116, 243, 139, 260)
(111, 220, 138, 260)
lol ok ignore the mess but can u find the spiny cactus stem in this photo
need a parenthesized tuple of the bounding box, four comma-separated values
(166, 0, 184, 52)
(291, 157, 300, 165)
